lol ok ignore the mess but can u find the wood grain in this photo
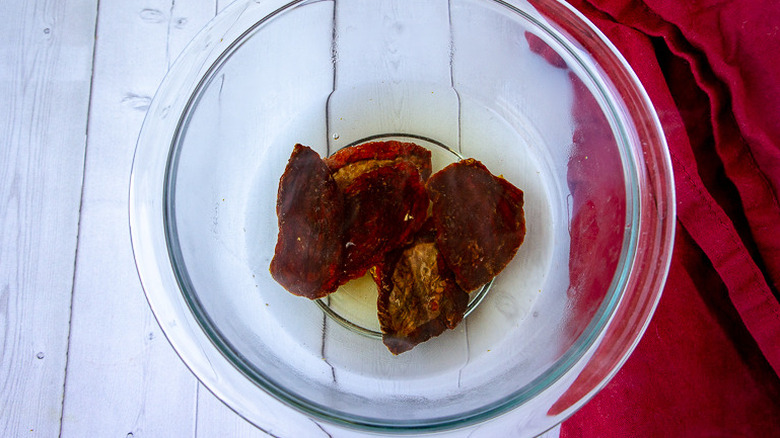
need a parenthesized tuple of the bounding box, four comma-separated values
(0, 0, 97, 436)
(59, 1, 214, 436)
(187, 2, 278, 436)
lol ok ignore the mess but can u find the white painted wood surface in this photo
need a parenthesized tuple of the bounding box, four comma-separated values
(0, 0, 560, 436)
(0, 0, 97, 436)
(59, 0, 212, 436)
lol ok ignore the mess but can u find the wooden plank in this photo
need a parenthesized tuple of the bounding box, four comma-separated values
(197, 1, 562, 436)
(0, 0, 97, 436)
(192, 1, 323, 434)
(59, 1, 215, 436)
(197, 2, 559, 436)
(193, 0, 267, 435)
(193, 2, 266, 435)
(193, 1, 315, 436)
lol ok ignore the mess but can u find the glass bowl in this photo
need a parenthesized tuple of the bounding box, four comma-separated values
(129, 0, 675, 435)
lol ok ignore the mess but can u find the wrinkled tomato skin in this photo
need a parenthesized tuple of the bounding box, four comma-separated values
(374, 221, 469, 355)
(340, 161, 429, 283)
(325, 140, 432, 189)
(270, 144, 344, 299)
(427, 159, 526, 292)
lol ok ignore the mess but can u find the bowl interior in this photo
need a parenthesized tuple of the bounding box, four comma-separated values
(152, 0, 647, 431)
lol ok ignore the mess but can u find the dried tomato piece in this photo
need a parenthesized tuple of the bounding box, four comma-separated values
(325, 140, 432, 189)
(374, 221, 469, 354)
(340, 161, 429, 283)
(270, 144, 344, 299)
(427, 159, 525, 291)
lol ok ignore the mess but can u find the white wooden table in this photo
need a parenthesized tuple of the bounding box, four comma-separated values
(0, 1, 561, 436)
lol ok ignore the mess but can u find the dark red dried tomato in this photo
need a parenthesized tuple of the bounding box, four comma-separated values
(374, 221, 469, 354)
(270, 144, 344, 299)
(427, 159, 526, 292)
(325, 140, 432, 189)
(340, 161, 429, 283)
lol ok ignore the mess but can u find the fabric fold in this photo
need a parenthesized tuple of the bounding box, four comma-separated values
(560, 0, 780, 435)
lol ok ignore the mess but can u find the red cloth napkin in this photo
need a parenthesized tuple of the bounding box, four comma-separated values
(560, 0, 780, 435)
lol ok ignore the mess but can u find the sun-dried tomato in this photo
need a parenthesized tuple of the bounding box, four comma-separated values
(325, 140, 432, 189)
(374, 221, 469, 354)
(427, 159, 526, 292)
(270, 144, 344, 299)
(271, 143, 527, 353)
(340, 161, 429, 283)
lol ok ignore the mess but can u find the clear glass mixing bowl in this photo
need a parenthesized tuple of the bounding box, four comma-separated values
(129, 0, 675, 435)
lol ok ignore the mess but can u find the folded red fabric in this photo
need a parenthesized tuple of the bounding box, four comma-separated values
(560, 0, 780, 435)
